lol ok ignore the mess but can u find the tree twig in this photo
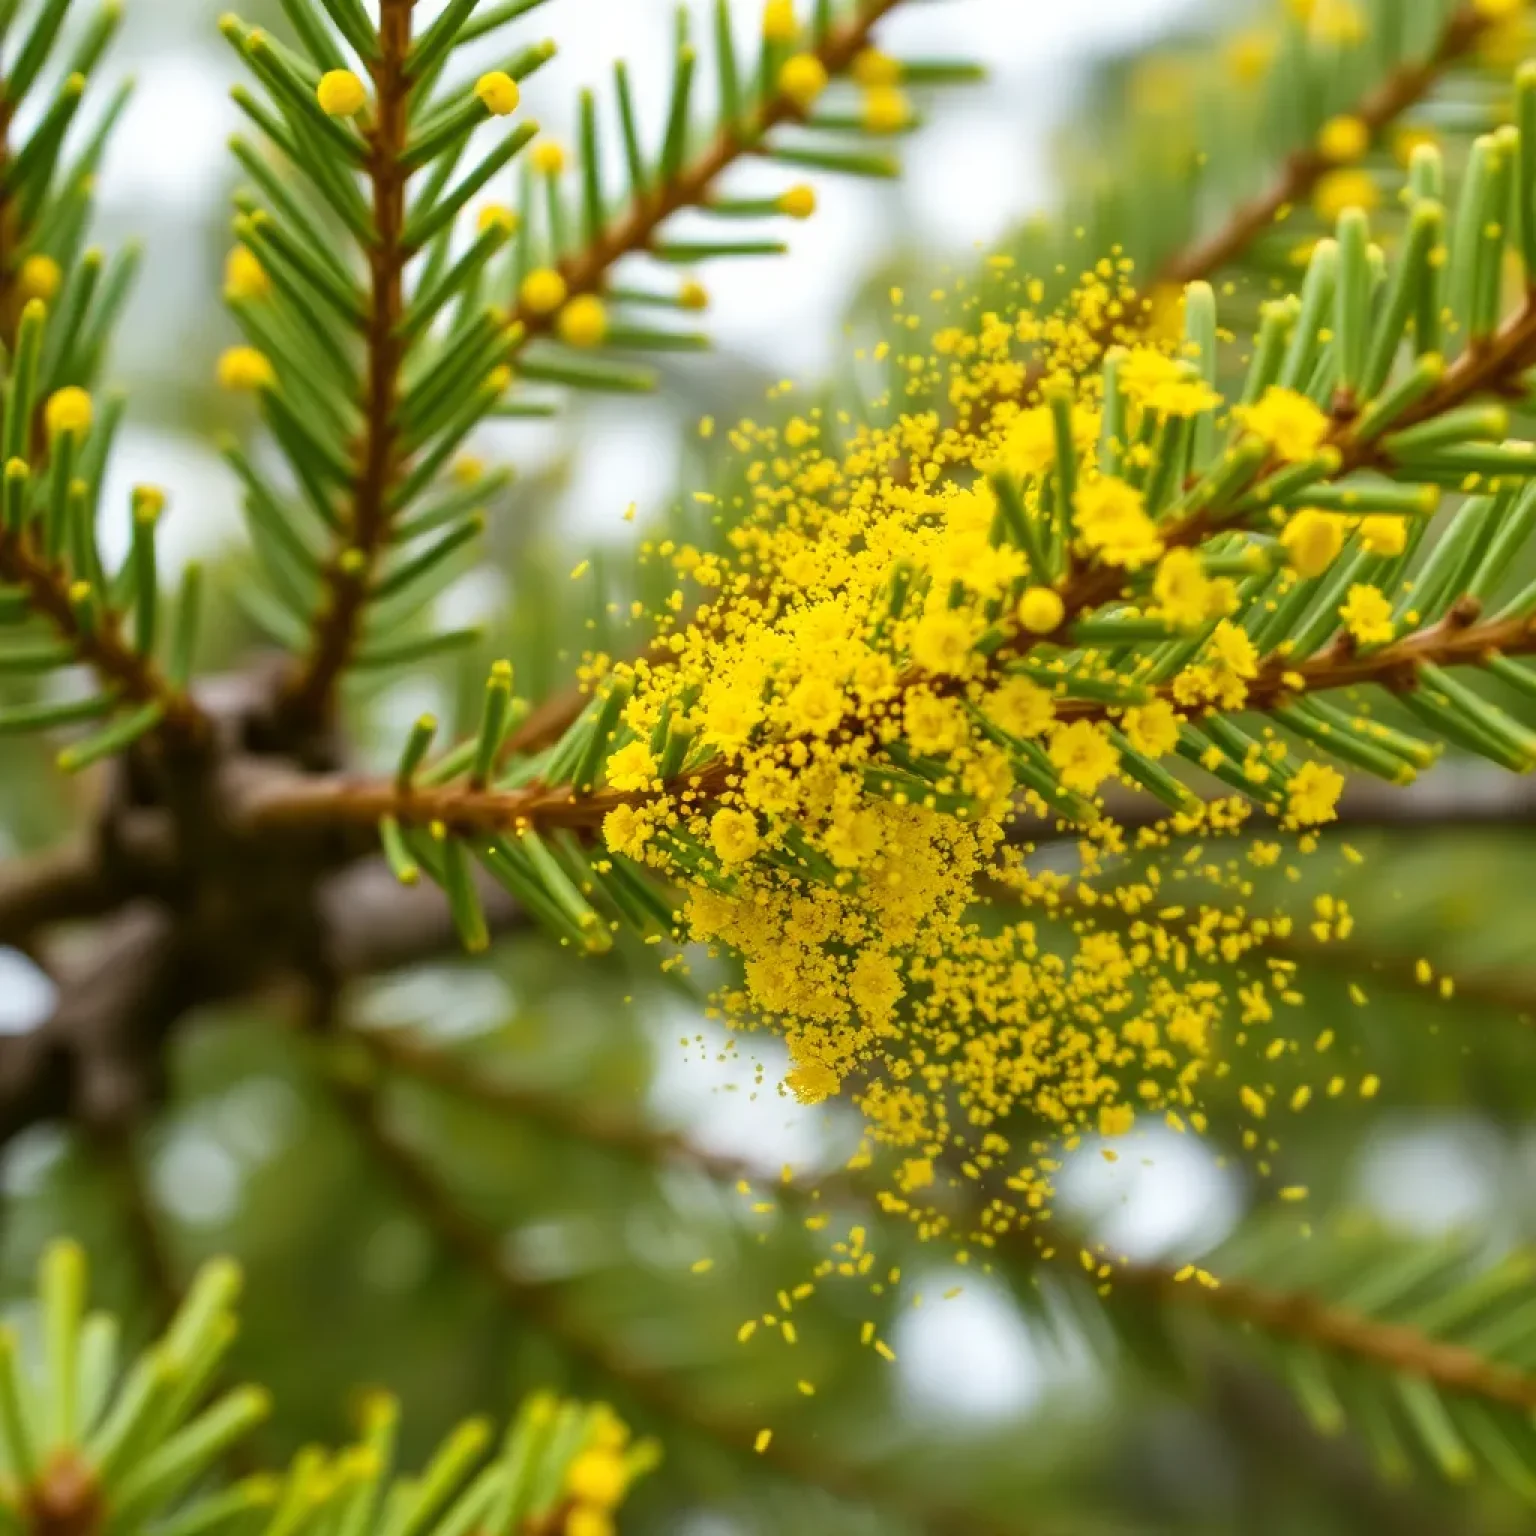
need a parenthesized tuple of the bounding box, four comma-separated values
(1154, 2, 1490, 289)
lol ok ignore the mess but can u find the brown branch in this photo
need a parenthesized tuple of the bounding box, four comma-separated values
(282, 0, 416, 732)
(328, 1070, 1015, 1536)
(1110, 1259, 1536, 1414)
(0, 842, 118, 951)
(1047, 606, 1536, 729)
(349, 1022, 1536, 1430)
(0, 533, 206, 743)
(225, 601, 1536, 840)
(1154, 2, 1490, 289)
(0, 904, 189, 1150)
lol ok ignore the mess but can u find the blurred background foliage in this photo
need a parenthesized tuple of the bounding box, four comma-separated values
(9, 0, 1536, 1532)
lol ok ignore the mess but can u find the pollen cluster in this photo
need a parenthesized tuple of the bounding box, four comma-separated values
(578, 265, 1358, 1242)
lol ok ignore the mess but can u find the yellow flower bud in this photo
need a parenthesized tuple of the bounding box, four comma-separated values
(777, 184, 816, 220)
(762, 0, 797, 41)
(224, 246, 270, 301)
(558, 295, 608, 349)
(678, 278, 709, 311)
(564, 1448, 628, 1509)
(18, 254, 61, 304)
(1280, 509, 1345, 578)
(1316, 113, 1368, 163)
(133, 485, 167, 520)
(565, 1510, 614, 1536)
(44, 387, 93, 439)
(486, 365, 513, 394)
(778, 53, 829, 108)
(861, 86, 910, 134)
(477, 204, 519, 235)
(519, 267, 568, 315)
(316, 69, 367, 118)
(1017, 586, 1065, 634)
(218, 345, 275, 392)
(1359, 514, 1406, 556)
(531, 139, 566, 176)
(852, 48, 900, 87)
(475, 71, 520, 117)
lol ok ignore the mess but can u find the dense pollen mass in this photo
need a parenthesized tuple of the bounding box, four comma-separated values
(575, 260, 1374, 1247)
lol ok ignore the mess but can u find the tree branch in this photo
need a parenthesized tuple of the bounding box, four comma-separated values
(1154, 2, 1490, 289)
(285, 0, 909, 733)
(0, 843, 119, 952)
(0, 904, 190, 1151)
(1109, 1259, 1536, 1414)
(283, 0, 417, 732)
(502, 0, 905, 348)
(327, 1067, 1016, 1535)
(355, 1021, 1536, 1434)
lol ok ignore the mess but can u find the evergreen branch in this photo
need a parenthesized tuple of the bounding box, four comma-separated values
(1104, 1257, 1536, 1414)
(0, 19, 206, 750)
(278, 0, 921, 729)
(343, 1018, 1536, 1495)
(327, 1067, 1015, 1536)
(1009, 300, 1536, 666)
(1048, 605, 1536, 728)
(1154, 1, 1491, 290)
(282, 0, 416, 730)
(502, 0, 904, 348)
(228, 599, 1536, 840)
(0, 523, 204, 742)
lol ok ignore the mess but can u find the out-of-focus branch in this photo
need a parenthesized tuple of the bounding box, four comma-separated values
(356, 1022, 1536, 1425)
(348, 1021, 764, 1187)
(1103, 1258, 1536, 1413)
(0, 843, 121, 952)
(0, 904, 187, 1150)
(1154, 2, 1491, 288)
(91, 1121, 180, 1327)
(327, 1068, 1015, 1536)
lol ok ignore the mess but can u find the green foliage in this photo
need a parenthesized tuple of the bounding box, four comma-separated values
(10, 0, 1536, 1532)
(0, 1239, 650, 1536)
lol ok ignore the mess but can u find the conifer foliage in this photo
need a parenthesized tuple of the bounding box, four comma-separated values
(7, 0, 1536, 1531)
